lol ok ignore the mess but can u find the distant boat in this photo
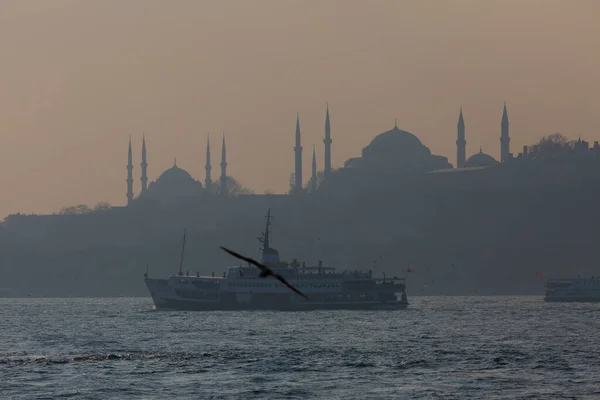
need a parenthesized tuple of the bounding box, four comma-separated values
(544, 277, 600, 302)
(144, 209, 409, 311)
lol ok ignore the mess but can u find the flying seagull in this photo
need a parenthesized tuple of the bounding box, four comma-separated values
(220, 246, 309, 300)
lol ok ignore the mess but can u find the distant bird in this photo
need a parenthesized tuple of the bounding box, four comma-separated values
(220, 246, 309, 300)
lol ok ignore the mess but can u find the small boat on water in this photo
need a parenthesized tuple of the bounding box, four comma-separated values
(144, 209, 408, 311)
(544, 277, 600, 302)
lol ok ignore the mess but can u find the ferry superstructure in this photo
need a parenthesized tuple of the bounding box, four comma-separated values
(144, 210, 408, 311)
(544, 277, 600, 302)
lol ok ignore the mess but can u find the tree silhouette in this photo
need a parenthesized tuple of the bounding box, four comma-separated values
(93, 201, 112, 212)
(209, 176, 254, 196)
(534, 133, 570, 157)
(59, 204, 92, 215)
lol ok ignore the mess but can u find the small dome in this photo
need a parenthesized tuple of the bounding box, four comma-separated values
(465, 148, 498, 168)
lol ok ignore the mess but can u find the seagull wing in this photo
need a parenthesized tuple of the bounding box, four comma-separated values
(273, 273, 310, 300)
(220, 246, 309, 299)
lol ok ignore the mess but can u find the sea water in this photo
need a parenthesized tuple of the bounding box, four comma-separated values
(1, 296, 599, 399)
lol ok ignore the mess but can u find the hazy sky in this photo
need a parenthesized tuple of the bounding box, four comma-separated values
(1, 0, 599, 217)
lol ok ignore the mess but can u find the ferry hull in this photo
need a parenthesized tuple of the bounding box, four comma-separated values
(145, 278, 408, 311)
(544, 296, 600, 303)
(544, 277, 600, 303)
(151, 297, 408, 311)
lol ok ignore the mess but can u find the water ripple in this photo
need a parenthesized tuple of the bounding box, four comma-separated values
(1, 296, 599, 399)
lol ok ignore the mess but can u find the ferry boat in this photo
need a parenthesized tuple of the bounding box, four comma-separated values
(544, 277, 600, 302)
(144, 210, 408, 311)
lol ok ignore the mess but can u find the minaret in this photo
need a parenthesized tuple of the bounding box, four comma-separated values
(311, 145, 317, 193)
(294, 113, 303, 193)
(500, 102, 510, 162)
(140, 134, 148, 192)
(220, 134, 228, 196)
(323, 104, 332, 179)
(126, 136, 134, 205)
(205, 135, 212, 191)
(456, 107, 466, 168)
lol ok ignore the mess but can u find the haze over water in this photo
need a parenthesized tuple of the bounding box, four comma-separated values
(2, 296, 599, 399)
(2, 0, 600, 217)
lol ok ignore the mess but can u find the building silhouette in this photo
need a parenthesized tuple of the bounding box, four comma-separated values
(120, 102, 600, 208)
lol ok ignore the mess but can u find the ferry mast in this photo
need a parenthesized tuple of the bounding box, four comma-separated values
(259, 208, 272, 252)
(258, 208, 283, 266)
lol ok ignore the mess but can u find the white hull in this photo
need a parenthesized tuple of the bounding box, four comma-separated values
(145, 277, 408, 311)
(544, 277, 600, 302)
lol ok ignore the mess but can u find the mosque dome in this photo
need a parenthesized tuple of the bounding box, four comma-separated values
(465, 148, 498, 168)
(362, 124, 431, 161)
(343, 122, 451, 172)
(138, 161, 204, 205)
(156, 163, 197, 186)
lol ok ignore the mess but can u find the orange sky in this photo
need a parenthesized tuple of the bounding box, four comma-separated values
(1, 0, 599, 217)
